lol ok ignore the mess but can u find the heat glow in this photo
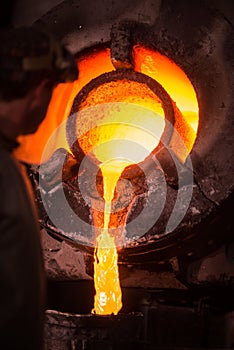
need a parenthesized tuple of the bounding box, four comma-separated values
(82, 103, 164, 315)
(13, 44, 199, 315)
(14, 45, 199, 164)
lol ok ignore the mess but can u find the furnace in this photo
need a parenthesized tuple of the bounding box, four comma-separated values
(12, 0, 234, 348)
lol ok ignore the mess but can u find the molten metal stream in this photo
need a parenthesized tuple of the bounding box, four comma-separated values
(88, 101, 164, 314)
(92, 161, 130, 315)
(13, 44, 199, 315)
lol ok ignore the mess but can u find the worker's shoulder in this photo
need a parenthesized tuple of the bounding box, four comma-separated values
(0, 150, 25, 187)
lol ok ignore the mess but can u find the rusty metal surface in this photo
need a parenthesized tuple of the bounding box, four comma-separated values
(44, 282, 234, 349)
(44, 309, 143, 350)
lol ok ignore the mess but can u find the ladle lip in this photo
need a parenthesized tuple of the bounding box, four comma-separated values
(66, 69, 175, 168)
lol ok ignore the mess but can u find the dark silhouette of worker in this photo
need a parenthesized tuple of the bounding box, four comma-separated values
(0, 27, 78, 349)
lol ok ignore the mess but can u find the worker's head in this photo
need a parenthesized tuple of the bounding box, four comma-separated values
(0, 26, 78, 137)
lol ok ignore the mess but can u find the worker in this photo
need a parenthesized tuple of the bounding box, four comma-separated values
(0, 26, 78, 349)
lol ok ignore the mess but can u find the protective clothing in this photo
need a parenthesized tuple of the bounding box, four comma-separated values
(0, 134, 46, 349)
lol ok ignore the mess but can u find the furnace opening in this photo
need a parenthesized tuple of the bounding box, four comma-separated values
(14, 44, 199, 165)
(14, 44, 200, 315)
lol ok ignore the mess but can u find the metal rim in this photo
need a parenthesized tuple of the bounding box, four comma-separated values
(66, 69, 175, 167)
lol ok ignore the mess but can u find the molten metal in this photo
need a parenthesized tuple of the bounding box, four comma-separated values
(14, 45, 199, 164)
(13, 44, 200, 315)
(92, 162, 128, 315)
(82, 102, 165, 315)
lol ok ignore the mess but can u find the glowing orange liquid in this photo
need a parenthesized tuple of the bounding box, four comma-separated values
(14, 45, 199, 165)
(92, 162, 130, 315)
(89, 100, 164, 314)
(12, 43, 200, 315)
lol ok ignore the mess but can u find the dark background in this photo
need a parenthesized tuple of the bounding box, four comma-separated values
(1, 0, 233, 29)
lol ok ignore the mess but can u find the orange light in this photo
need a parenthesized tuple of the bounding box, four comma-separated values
(13, 49, 114, 163)
(92, 162, 128, 315)
(77, 79, 166, 161)
(14, 45, 198, 164)
(133, 45, 199, 161)
(79, 100, 164, 314)
(13, 44, 199, 316)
